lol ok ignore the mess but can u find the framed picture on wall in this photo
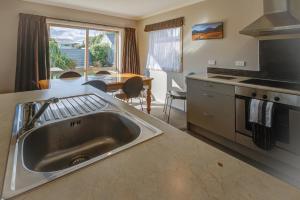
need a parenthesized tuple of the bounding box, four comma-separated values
(192, 22, 224, 40)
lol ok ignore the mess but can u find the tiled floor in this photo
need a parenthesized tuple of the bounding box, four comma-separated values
(130, 99, 187, 130)
(149, 102, 187, 130)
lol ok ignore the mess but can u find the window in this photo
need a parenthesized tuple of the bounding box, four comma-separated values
(87, 30, 117, 75)
(48, 21, 121, 79)
(146, 27, 183, 73)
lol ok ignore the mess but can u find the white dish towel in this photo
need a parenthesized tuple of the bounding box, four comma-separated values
(249, 99, 274, 128)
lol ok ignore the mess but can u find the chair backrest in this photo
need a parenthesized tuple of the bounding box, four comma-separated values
(38, 80, 49, 89)
(31, 81, 40, 90)
(122, 76, 143, 98)
(96, 70, 111, 75)
(83, 80, 107, 92)
(59, 71, 82, 79)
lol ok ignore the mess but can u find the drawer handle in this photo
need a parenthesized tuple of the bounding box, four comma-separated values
(202, 112, 214, 117)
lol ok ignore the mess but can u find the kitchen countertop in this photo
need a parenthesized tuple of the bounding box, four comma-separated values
(188, 73, 300, 96)
(0, 84, 300, 200)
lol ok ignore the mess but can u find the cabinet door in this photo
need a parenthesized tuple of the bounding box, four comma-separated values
(187, 79, 235, 141)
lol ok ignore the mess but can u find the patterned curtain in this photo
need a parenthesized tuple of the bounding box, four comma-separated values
(144, 17, 184, 32)
(122, 28, 140, 74)
(15, 13, 50, 92)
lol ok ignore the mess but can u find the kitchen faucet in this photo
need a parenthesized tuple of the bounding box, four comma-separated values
(22, 97, 59, 133)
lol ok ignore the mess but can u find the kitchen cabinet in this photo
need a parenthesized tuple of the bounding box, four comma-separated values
(187, 78, 236, 141)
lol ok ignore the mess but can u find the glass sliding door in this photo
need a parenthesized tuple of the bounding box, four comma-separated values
(48, 23, 120, 79)
(87, 30, 117, 75)
(49, 26, 86, 79)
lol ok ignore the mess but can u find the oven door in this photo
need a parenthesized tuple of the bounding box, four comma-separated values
(235, 96, 300, 155)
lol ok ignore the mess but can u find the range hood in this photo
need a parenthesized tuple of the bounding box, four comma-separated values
(240, 0, 300, 37)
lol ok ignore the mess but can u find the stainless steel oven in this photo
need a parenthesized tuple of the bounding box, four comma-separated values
(235, 86, 300, 155)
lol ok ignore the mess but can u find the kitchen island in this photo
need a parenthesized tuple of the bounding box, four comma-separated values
(0, 84, 300, 200)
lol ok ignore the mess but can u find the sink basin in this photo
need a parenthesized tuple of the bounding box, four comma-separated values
(2, 94, 162, 199)
(23, 112, 140, 172)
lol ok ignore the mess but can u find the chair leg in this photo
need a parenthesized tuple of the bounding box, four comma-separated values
(139, 98, 144, 111)
(164, 96, 170, 119)
(163, 96, 169, 119)
(163, 96, 166, 113)
(184, 100, 186, 112)
(140, 91, 145, 99)
(163, 94, 169, 113)
(167, 98, 173, 123)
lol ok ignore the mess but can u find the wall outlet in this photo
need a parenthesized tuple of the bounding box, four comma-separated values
(208, 60, 216, 65)
(235, 61, 246, 67)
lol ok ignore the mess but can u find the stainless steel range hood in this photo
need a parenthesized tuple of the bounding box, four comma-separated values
(240, 0, 300, 37)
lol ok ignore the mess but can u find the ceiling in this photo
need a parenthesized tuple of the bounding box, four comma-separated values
(23, 0, 205, 20)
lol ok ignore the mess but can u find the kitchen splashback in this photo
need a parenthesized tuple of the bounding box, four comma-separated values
(208, 38, 300, 83)
(259, 38, 300, 83)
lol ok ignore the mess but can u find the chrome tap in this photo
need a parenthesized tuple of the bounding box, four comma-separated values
(22, 97, 59, 132)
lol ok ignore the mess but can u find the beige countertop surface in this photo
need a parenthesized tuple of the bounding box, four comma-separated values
(189, 73, 300, 96)
(0, 83, 300, 200)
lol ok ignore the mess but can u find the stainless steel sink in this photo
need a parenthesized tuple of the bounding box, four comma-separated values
(2, 94, 162, 199)
(23, 112, 140, 172)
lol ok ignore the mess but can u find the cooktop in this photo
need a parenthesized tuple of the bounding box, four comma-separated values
(240, 79, 300, 92)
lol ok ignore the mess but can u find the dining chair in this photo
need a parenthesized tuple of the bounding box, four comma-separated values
(94, 71, 119, 94)
(59, 71, 82, 79)
(115, 76, 144, 110)
(31, 80, 49, 90)
(164, 72, 196, 123)
(82, 80, 108, 92)
(38, 80, 50, 89)
(96, 70, 111, 75)
(31, 81, 41, 90)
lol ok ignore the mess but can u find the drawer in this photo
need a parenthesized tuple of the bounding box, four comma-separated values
(187, 89, 235, 141)
(187, 78, 235, 96)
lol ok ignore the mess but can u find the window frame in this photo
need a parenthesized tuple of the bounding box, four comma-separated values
(46, 19, 123, 77)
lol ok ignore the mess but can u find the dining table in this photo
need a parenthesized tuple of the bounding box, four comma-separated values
(39, 73, 154, 114)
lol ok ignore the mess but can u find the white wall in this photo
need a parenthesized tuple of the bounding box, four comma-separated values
(0, 0, 137, 93)
(137, 0, 263, 109)
(290, 0, 300, 20)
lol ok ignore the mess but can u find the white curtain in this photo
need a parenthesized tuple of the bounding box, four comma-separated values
(146, 27, 182, 73)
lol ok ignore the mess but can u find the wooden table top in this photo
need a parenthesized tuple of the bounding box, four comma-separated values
(39, 73, 153, 89)
(87, 73, 153, 85)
